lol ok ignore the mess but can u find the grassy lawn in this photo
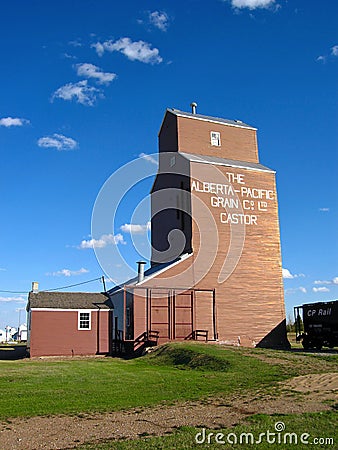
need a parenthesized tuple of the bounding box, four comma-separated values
(0, 343, 289, 419)
(0, 342, 337, 449)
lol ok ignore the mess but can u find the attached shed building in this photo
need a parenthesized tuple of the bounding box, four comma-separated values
(27, 289, 112, 357)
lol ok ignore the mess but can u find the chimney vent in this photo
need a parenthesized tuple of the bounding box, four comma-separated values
(137, 261, 146, 283)
(32, 281, 39, 293)
(190, 102, 197, 114)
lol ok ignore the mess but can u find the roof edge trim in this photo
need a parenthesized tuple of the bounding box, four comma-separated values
(169, 108, 257, 131)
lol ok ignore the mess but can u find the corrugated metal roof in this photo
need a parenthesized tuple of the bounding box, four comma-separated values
(28, 291, 112, 310)
(180, 152, 274, 173)
(167, 108, 256, 130)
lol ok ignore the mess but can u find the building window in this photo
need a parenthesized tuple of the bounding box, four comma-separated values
(78, 311, 91, 330)
(210, 131, 221, 146)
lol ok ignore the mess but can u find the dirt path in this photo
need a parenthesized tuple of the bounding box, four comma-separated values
(0, 372, 337, 450)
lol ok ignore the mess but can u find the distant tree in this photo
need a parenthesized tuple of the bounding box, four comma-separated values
(286, 312, 303, 333)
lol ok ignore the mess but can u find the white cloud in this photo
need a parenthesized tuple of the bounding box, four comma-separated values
(37, 133, 78, 151)
(0, 296, 26, 303)
(91, 42, 105, 57)
(331, 45, 338, 56)
(282, 268, 305, 279)
(230, 0, 276, 10)
(313, 286, 330, 293)
(317, 45, 338, 63)
(92, 38, 163, 64)
(0, 117, 30, 127)
(139, 152, 158, 165)
(285, 286, 307, 295)
(52, 80, 102, 106)
(319, 207, 330, 212)
(282, 268, 293, 279)
(79, 233, 125, 249)
(149, 11, 169, 31)
(64, 53, 77, 60)
(120, 222, 151, 234)
(46, 268, 89, 277)
(68, 39, 82, 48)
(75, 63, 117, 85)
(313, 277, 338, 286)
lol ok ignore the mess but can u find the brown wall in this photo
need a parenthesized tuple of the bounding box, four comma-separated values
(177, 116, 259, 163)
(144, 162, 287, 347)
(158, 112, 259, 163)
(29, 310, 110, 357)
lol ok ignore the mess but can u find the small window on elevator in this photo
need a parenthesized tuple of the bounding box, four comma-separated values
(210, 131, 221, 147)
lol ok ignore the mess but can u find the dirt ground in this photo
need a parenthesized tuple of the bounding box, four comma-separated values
(0, 370, 337, 450)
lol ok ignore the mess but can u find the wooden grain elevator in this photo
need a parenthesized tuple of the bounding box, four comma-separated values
(109, 105, 289, 352)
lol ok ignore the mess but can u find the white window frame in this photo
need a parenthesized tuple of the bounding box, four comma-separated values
(78, 310, 91, 330)
(210, 131, 221, 147)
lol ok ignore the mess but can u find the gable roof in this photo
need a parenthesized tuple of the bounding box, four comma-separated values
(166, 108, 256, 131)
(27, 291, 112, 310)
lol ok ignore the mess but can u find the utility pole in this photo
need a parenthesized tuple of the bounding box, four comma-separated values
(101, 276, 107, 293)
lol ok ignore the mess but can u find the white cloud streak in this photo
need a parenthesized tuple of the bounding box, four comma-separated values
(313, 277, 338, 286)
(46, 268, 89, 277)
(317, 45, 338, 63)
(230, 0, 275, 9)
(313, 286, 330, 293)
(120, 222, 151, 234)
(79, 233, 125, 249)
(139, 152, 158, 165)
(319, 207, 330, 212)
(285, 286, 307, 295)
(149, 11, 169, 31)
(37, 134, 78, 151)
(75, 63, 117, 85)
(92, 38, 163, 64)
(0, 117, 30, 127)
(0, 296, 26, 303)
(331, 45, 338, 56)
(52, 80, 102, 106)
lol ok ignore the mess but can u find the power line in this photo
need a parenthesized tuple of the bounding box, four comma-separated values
(43, 277, 103, 292)
(0, 277, 104, 295)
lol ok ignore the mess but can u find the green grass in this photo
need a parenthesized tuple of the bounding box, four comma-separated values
(0, 342, 337, 449)
(79, 411, 337, 449)
(0, 343, 287, 419)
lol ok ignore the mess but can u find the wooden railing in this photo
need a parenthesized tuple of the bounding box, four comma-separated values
(185, 330, 209, 342)
(112, 330, 160, 356)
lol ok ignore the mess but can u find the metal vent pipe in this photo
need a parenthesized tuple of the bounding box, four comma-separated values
(137, 261, 146, 283)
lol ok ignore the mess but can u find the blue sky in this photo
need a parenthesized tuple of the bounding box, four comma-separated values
(0, 0, 337, 329)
